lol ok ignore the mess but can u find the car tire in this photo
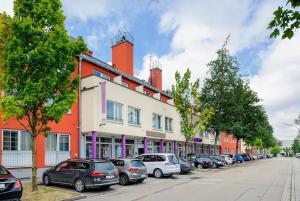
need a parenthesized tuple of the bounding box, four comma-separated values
(74, 178, 85, 193)
(119, 174, 130, 186)
(200, 164, 204, 169)
(43, 175, 51, 186)
(153, 168, 163, 178)
(212, 163, 217, 168)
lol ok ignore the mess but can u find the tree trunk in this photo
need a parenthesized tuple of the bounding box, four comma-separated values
(236, 138, 239, 154)
(31, 131, 38, 192)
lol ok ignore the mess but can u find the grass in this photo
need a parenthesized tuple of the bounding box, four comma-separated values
(22, 183, 79, 201)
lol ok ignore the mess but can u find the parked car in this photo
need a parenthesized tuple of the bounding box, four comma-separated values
(43, 159, 119, 192)
(213, 155, 226, 165)
(220, 155, 234, 164)
(235, 154, 244, 163)
(241, 154, 251, 161)
(0, 165, 22, 201)
(296, 153, 300, 158)
(205, 156, 224, 168)
(194, 157, 213, 168)
(135, 154, 180, 178)
(178, 158, 195, 173)
(110, 159, 147, 185)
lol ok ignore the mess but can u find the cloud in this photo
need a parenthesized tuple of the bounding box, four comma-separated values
(0, 0, 13, 16)
(250, 32, 300, 140)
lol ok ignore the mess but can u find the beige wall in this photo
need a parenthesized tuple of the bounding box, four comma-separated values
(81, 75, 186, 142)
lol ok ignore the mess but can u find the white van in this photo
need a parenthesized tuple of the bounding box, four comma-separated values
(135, 153, 180, 178)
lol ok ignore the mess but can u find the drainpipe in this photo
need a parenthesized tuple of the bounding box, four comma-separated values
(78, 55, 83, 158)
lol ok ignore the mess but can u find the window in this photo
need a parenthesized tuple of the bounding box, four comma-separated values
(3, 130, 18, 151)
(165, 117, 173, 132)
(128, 106, 141, 126)
(93, 70, 110, 80)
(152, 114, 162, 129)
(46, 133, 70, 152)
(122, 82, 129, 88)
(59, 135, 70, 151)
(106, 100, 123, 122)
(20, 131, 32, 151)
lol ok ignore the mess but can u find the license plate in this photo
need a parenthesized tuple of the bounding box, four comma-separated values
(106, 175, 114, 179)
(0, 184, 5, 189)
(140, 174, 146, 178)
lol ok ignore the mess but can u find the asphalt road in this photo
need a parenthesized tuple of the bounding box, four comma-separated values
(80, 157, 299, 201)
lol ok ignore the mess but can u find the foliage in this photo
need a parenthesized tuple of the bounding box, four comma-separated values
(201, 38, 239, 154)
(269, 145, 281, 156)
(172, 69, 213, 156)
(292, 137, 300, 154)
(268, 0, 300, 39)
(0, 0, 86, 191)
(255, 138, 264, 150)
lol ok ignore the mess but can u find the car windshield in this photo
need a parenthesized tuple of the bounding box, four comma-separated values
(168, 155, 179, 164)
(131, 160, 144, 167)
(0, 166, 8, 175)
(94, 162, 115, 171)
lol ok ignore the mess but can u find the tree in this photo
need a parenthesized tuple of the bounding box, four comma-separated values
(292, 137, 300, 154)
(269, 145, 281, 157)
(202, 38, 241, 154)
(255, 138, 264, 152)
(268, 0, 300, 39)
(0, 0, 86, 192)
(172, 69, 213, 157)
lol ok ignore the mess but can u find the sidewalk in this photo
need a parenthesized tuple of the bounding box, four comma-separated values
(291, 158, 300, 201)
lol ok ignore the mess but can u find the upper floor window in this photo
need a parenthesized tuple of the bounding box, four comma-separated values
(106, 100, 123, 122)
(128, 106, 141, 126)
(165, 117, 173, 132)
(93, 70, 110, 80)
(152, 113, 162, 130)
(46, 133, 70, 152)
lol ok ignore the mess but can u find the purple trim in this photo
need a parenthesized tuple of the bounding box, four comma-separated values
(160, 139, 164, 153)
(173, 141, 177, 155)
(101, 81, 106, 115)
(121, 135, 126, 159)
(92, 131, 96, 159)
(143, 137, 148, 154)
(193, 138, 202, 142)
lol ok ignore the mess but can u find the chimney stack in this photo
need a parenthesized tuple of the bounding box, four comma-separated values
(148, 57, 162, 90)
(111, 32, 134, 76)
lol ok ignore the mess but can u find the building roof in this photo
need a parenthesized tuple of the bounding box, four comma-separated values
(80, 53, 172, 99)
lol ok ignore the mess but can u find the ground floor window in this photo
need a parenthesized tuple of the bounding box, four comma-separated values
(101, 137, 112, 158)
(2, 130, 32, 151)
(46, 133, 70, 152)
(126, 139, 135, 158)
(165, 142, 173, 153)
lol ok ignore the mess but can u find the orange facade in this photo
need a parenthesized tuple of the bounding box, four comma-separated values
(112, 41, 134, 76)
(220, 132, 241, 155)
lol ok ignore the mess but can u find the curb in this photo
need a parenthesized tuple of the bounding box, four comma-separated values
(61, 195, 87, 201)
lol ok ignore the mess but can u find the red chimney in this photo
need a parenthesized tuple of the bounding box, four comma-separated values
(149, 59, 162, 90)
(112, 32, 134, 76)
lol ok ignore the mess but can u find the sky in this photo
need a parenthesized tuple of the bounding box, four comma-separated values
(1, 0, 300, 140)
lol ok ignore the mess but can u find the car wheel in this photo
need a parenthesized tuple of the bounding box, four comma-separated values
(43, 175, 51, 186)
(153, 168, 163, 178)
(212, 163, 217, 168)
(74, 178, 85, 192)
(119, 174, 129, 186)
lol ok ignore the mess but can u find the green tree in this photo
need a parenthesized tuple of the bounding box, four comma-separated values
(255, 138, 264, 151)
(269, 145, 281, 157)
(268, 0, 300, 39)
(202, 38, 241, 154)
(292, 137, 300, 154)
(172, 69, 213, 157)
(0, 0, 86, 192)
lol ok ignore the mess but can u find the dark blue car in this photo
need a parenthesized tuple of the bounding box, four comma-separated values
(235, 154, 244, 163)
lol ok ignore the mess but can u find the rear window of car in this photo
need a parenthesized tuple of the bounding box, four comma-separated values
(111, 160, 124, 167)
(94, 162, 115, 171)
(0, 166, 9, 175)
(167, 155, 179, 164)
(131, 160, 145, 167)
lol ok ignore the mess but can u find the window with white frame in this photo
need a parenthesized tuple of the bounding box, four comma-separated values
(106, 100, 123, 122)
(152, 113, 162, 129)
(2, 130, 31, 151)
(46, 134, 70, 152)
(165, 117, 173, 132)
(93, 70, 110, 80)
(128, 106, 141, 126)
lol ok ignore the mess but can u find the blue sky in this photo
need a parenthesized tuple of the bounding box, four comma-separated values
(1, 0, 300, 140)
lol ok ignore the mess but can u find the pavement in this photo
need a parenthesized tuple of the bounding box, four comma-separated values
(50, 157, 299, 201)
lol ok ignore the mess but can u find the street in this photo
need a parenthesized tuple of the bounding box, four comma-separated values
(80, 158, 299, 201)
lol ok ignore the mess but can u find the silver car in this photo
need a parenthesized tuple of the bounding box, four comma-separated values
(110, 159, 148, 185)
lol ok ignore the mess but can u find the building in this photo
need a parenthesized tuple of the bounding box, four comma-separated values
(220, 132, 241, 155)
(0, 32, 220, 177)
